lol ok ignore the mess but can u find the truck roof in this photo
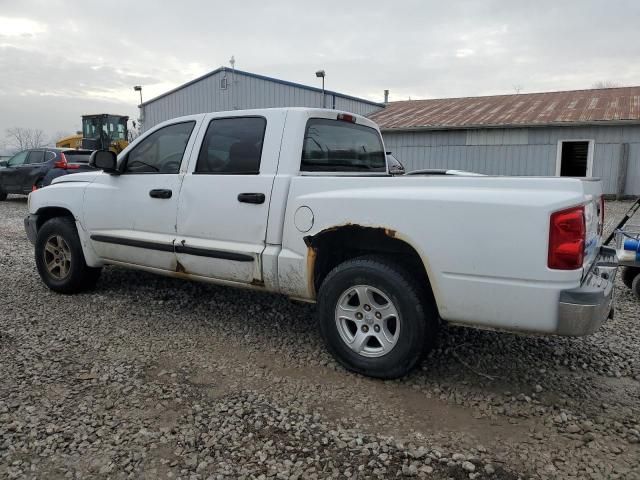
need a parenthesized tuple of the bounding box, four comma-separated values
(151, 107, 379, 131)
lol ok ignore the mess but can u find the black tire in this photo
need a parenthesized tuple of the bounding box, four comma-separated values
(317, 255, 438, 379)
(622, 266, 640, 289)
(632, 273, 640, 300)
(0, 188, 7, 201)
(35, 217, 102, 294)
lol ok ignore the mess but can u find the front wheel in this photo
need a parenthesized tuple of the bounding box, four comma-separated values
(35, 217, 102, 294)
(317, 256, 438, 379)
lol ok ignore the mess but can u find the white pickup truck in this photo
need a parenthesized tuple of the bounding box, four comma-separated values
(25, 108, 617, 378)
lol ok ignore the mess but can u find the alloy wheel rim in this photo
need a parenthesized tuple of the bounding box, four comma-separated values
(44, 235, 71, 280)
(334, 285, 400, 358)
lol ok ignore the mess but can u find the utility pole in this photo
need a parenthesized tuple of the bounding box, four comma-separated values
(316, 70, 326, 108)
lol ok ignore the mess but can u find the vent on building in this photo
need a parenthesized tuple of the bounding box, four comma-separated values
(220, 77, 228, 90)
(558, 140, 592, 177)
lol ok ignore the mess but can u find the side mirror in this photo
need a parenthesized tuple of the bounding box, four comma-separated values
(386, 152, 406, 176)
(389, 162, 405, 175)
(89, 150, 118, 173)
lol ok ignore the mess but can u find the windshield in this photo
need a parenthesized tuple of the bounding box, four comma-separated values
(63, 150, 92, 163)
(82, 116, 127, 141)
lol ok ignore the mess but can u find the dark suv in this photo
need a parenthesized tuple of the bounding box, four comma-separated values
(0, 148, 93, 200)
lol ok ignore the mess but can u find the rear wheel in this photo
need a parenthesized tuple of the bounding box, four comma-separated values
(317, 256, 438, 379)
(35, 217, 102, 293)
(622, 266, 640, 289)
(0, 191, 6, 201)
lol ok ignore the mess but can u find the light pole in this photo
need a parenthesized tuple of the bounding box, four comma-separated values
(133, 85, 143, 105)
(133, 85, 143, 130)
(315, 70, 325, 108)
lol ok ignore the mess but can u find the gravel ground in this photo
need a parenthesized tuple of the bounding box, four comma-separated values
(0, 195, 639, 480)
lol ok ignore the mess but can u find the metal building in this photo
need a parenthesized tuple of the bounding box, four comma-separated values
(371, 87, 640, 195)
(140, 67, 383, 130)
(139, 70, 639, 195)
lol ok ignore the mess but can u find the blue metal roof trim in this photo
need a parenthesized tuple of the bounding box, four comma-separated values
(141, 66, 385, 108)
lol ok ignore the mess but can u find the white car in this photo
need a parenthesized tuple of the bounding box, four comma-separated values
(25, 108, 617, 378)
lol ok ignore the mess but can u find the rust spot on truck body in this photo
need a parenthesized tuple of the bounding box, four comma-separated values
(306, 245, 318, 297)
(301, 223, 434, 307)
(303, 223, 399, 298)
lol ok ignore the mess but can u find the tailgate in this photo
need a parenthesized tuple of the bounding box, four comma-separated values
(580, 179, 604, 274)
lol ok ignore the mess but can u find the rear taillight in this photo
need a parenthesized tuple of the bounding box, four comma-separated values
(53, 152, 67, 169)
(53, 153, 80, 170)
(548, 205, 586, 270)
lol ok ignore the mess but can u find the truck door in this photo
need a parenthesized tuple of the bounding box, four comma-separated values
(175, 111, 286, 284)
(83, 120, 200, 271)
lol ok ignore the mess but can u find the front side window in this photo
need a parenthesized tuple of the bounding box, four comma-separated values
(195, 117, 266, 174)
(301, 118, 386, 172)
(124, 122, 195, 174)
(83, 118, 98, 138)
(7, 151, 28, 167)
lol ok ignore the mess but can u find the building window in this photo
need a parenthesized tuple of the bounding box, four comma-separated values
(555, 140, 594, 177)
(220, 77, 228, 90)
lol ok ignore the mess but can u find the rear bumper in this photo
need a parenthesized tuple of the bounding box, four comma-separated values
(556, 246, 617, 336)
(24, 214, 38, 245)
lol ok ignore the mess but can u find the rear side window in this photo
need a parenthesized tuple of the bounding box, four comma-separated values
(124, 122, 195, 174)
(195, 117, 266, 174)
(27, 150, 45, 164)
(301, 118, 386, 172)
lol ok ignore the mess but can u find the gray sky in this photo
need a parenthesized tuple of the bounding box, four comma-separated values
(1, 0, 639, 146)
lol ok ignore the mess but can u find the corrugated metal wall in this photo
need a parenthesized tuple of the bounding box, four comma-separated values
(382, 125, 640, 195)
(141, 70, 382, 131)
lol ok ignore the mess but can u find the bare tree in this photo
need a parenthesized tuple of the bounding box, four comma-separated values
(513, 84, 524, 94)
(5, 127, 48, 150)
(592, 80, 622, 89)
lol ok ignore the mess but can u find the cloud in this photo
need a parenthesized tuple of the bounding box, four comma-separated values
(0, 16, 46, 37)
(0, 0, 639, 137)
(455, 49, 475, 58)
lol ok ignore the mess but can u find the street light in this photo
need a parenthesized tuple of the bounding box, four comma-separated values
(315, 70, 325, 108)
(133, 85, 143, 106)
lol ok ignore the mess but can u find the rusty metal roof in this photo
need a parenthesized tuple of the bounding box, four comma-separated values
(369, 86, 640, 130)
